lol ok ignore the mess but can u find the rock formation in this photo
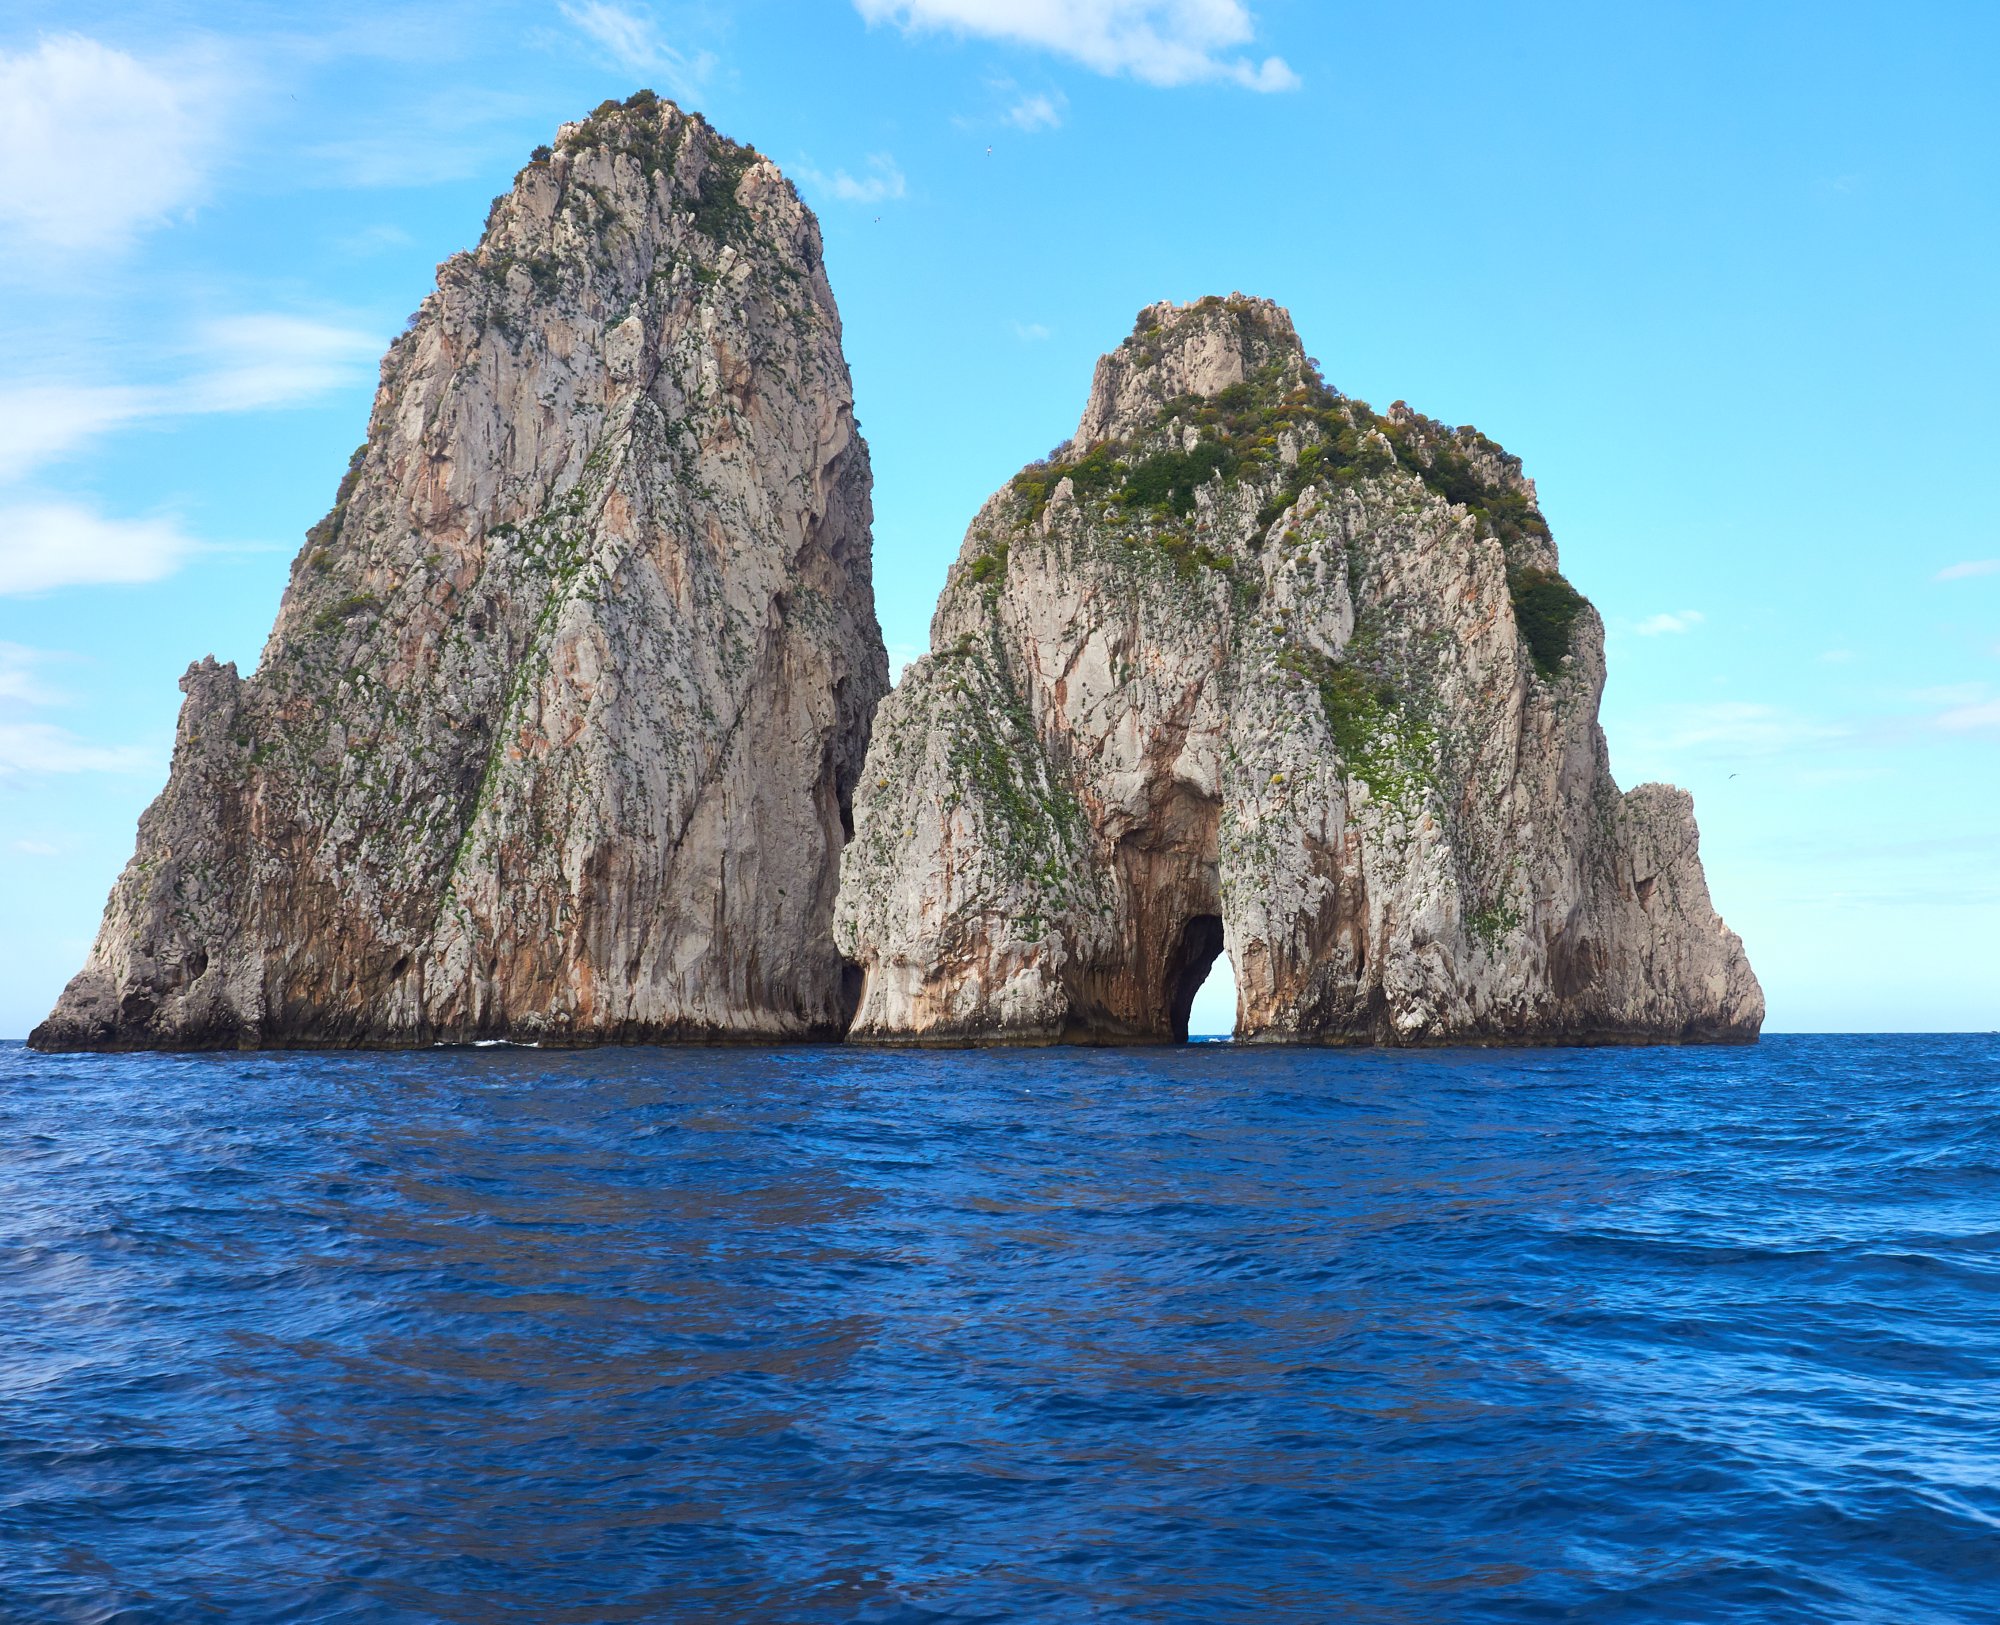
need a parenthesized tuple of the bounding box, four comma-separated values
(836, 295, 1761, 1044)
(33, 93, 887, 1050)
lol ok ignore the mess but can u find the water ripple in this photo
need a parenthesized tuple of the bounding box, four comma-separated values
(1, 1035, 1995, 1622)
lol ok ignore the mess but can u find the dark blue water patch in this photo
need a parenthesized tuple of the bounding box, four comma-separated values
(1, 1035, 1995, 1623)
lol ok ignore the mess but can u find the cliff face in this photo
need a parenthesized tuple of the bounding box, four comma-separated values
(835, 296, 1761, 1045)
(33, 94, 888, 1051)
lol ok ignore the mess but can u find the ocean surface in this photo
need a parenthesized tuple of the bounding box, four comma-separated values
(2, 1035, 1995, 1623)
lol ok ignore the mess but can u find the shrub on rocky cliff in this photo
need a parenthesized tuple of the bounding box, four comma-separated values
(1508, 566, 1587, 677)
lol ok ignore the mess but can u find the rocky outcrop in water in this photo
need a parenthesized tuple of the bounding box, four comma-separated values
(33, 93, 887, 1051)
(835, 296, 1761, 1044)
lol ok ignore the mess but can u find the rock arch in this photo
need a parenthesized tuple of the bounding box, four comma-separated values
(835, 296, 1762, 1046)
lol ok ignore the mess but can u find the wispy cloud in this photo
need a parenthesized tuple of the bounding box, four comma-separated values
(1911, 682, 1984, 707)
(798, 153, 907, 205)
(1013, 320, 1051, 340)
(857, 0, 1299, 91)
(0, 721, 160, 776)
(0, 384, 154, 485)
(0, 315, 381, 483)
(334, 224, 415, 256)
(0, 643, 59, 706)
(1006, 91, 1064, 130)
(0, 34, 232, 258)
(0, 505, 198, 596)
(180, 316, 383, 413)
(1632, 610, 1704, 636)
(1934, 559, 2000, 582)
(299, 82, 544, 190)
(0, 644, 162, 776)
(1932, 691, 2000, 732)
(1640, 700, 1847, 757)
(560, 1, 716, 100)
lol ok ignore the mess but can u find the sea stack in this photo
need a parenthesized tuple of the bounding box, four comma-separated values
(835, 295, 1762, 1044)
(32, 94, 888, 1050)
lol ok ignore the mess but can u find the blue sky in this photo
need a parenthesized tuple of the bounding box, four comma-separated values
(0, 0, 1994, 1038)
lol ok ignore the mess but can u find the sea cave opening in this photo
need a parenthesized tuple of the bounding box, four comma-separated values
(1164, 913, 1228, 1044)
(1186, 946, 1239, 1042)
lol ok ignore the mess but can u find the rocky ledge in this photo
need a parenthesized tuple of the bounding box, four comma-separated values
(835, 295, 1762, 1045)
(33, 93, 888, 1050)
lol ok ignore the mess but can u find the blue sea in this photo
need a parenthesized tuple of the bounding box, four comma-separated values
(2, 1035, 1995, 1623)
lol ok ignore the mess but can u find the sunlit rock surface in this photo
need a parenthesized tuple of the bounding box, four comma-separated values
(34, 94, 887, 1050)
(836, 296, 1761, 1045)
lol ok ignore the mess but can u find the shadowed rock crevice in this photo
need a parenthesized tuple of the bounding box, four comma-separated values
(836, 295, 1762, 1047)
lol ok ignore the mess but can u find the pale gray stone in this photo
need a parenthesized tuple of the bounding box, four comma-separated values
(836, 296, 1761, 1045)
(33, 97, 887, 1050)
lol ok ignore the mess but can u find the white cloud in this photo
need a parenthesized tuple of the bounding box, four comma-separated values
(182, 315, 384, 413)
(560, 1, 716, 99)
(1935, 559, 2000, 581)
(335, 223, 416, 256)
(0, 720, 159, 776)
(1935, 699, 2000, 731)
(1819, 649, 1855, 664)
(0, 315, 381, 482)
(1643, 700, 1846, 756)
(0, 643, 60, 706)
(0, 504, 197, 596)
(12, 838, 61, 855)
(799, 154, 908, 205)
(0, 644, 162, 777)
(1007, 91, 1064, 129)
(1013, 320, 1052, 340)
(1632, 610, 1704, 636)
(0, 34, 228, 256)
(1933, 690, 2000, 732)
(856, 0, 1299, 90)
(1912, 682, 1984, 707)
(0, 384, 154, 484)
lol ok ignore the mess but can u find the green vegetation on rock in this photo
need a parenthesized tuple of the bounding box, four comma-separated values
(566, 89, 686, 180)
(968, 541, 1009, 585)
(690, 140, 758, 243)
(1006, 356, 1559, 577)
(302, 445, 369, 558)
(1507, 565, 1588, 678)
(1466, 900, 1522, 949)
(1278, 623, 1437, 810)
(1379, 408, 1552, 553)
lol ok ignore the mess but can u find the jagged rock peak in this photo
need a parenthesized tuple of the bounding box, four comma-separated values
(837, 296, 1760, 1047)
(33, 91, 888, 1051)
(1073, 294, 1312, 449)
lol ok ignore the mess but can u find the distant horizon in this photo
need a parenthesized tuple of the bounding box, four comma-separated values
(3, 2, 1995, 1037)
(7, 1030, 1993, 1045)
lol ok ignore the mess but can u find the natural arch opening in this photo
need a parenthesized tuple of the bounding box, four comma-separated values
(1186, 946, 1238, 1041)
(1163, 913, 1225, 1044)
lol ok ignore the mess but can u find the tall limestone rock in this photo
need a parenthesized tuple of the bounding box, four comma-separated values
(836, 296, 1761, 1044)
(33, 93, 888, 1050)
